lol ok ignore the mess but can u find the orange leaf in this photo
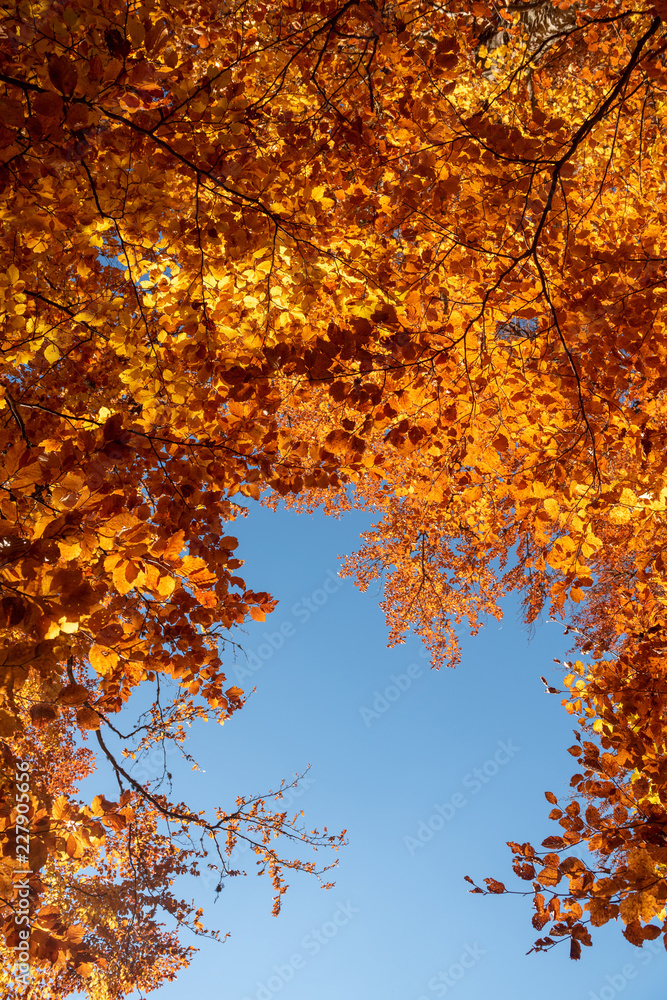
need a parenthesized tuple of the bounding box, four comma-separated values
(76, 706, 100, 731)
(89, 645, 120, 676)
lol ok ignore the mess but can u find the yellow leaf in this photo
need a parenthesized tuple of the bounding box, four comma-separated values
(157, 573, 175, 597)
(89, 645, 120, 676)
(52, 795, 69, 821)
(58, 539, 82, 561)
(113, 559, 139, 595)
(619, 487, 637, 505)
(543, 498, 559, 520)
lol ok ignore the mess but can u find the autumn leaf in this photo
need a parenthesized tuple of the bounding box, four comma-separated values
(47, 55, 77, 96)
(3, 0, 667, 987)
(89, 645, 120, 676)
(0, 709, 18, 736)
(58, 683, 89, 706)
(76, 707, 100, 731)
(29, 704, 58, 729)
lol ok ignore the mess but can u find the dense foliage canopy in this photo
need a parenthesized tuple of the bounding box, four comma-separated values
(2, 0, 667, 992)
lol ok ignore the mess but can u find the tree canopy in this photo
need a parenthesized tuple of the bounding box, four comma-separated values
(2, 0, 667, 991)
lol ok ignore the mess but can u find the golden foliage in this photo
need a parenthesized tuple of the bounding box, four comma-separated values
(2, 0, 667, 988)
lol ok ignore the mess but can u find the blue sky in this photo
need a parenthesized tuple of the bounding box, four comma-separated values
(107, 501, 665, 1000)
